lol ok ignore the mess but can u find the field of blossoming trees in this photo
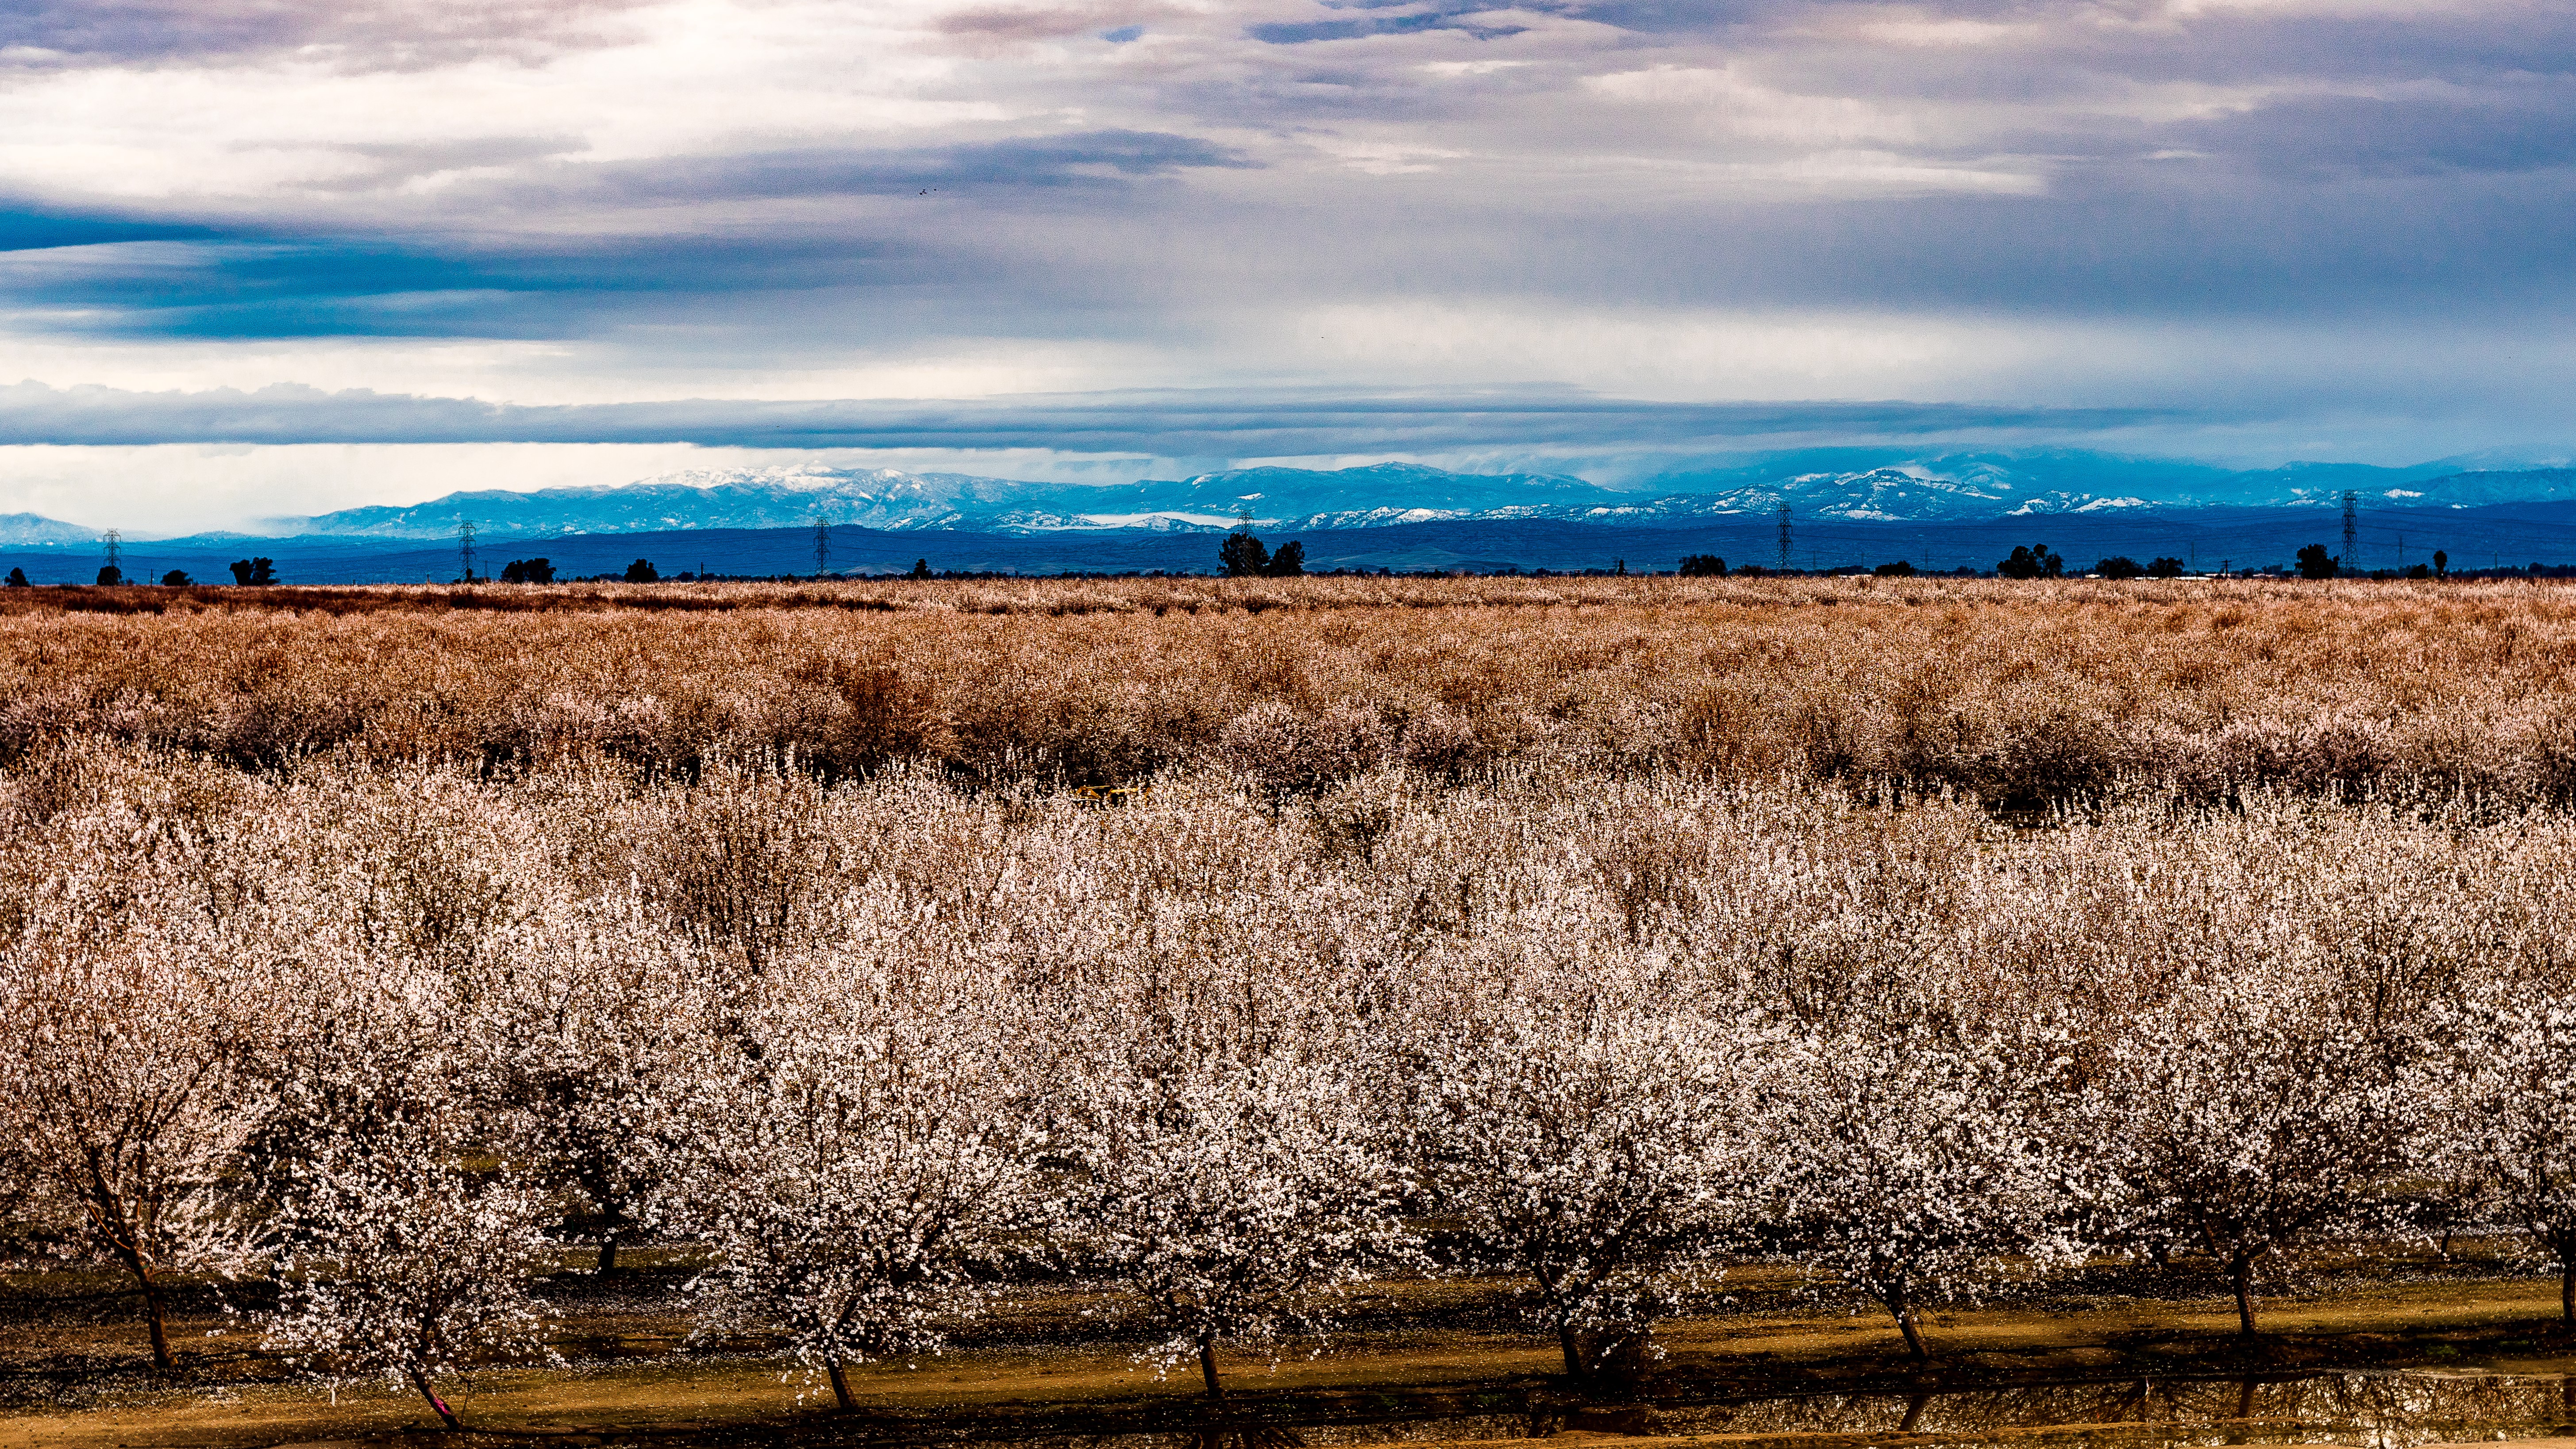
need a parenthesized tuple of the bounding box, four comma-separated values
(6, 578, 2576, 1447)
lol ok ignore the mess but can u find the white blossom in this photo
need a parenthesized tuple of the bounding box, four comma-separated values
(1068, 1045, 1417, 1397)
(255, 1103, 558, 1430)
(2415, 983, 2576, 1324)
(0, 848, 277, 1368)
(1410, 978, 1759, 1387)
(2091, 967, 2413, 1336)
(1766, 998, 2079, 1359)
(657, 960, 1060, 1411)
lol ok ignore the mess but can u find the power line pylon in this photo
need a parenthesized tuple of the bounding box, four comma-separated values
(457, 516, 477, 583)
(2341, 491, 2357, 577)
(1776, 503, 1793, 574)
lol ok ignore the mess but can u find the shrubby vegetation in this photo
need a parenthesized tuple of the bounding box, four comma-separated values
(2, 577, 2576, 808)
(6, 579, 2576, 1428)
(5, 732, 2576, 1421)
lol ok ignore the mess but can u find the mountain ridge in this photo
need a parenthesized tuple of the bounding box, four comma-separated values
(10, 504, 2567, 585)
(14, 454, 2576, 548)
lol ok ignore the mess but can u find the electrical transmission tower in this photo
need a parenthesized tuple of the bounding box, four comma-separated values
(2341, 491, 2357, 576)
(100, 528, 121, 584)
(812, 510, 832, 578)
(1777, 503, 1793, 574)
(457, 516, 477, 582)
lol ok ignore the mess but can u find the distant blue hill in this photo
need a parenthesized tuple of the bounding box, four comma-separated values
(14, 455, 2576, 559)
(11, 503, 2572, 584)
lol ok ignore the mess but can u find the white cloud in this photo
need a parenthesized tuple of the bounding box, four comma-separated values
(0, 0, 2565, 508)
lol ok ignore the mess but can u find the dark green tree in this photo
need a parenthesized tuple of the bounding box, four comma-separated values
(1265, 540, 1305, 577)
(2096, 556, 2144, 579)
(1871, 560, 1914, 578)
(1997, 545, 2062, 579)
(1220, 531, 1270, 577)
(500, 559, 555, 583)
(1, 568, 24, 587)
(2434, 550, 2448, 579)
(229, 558, 276, 585)
(2295, 544, 2338, 580)
(95, 565, 122, 586)
(160, 570, 191, 586)
(910, 559, 932, 581)
(623, 559, 659, 583)
(2147, 557, 2186, 578)
(1678, 554, 1727, 577)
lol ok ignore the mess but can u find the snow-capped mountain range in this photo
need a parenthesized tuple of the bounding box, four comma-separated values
(8, 453, 2576, 547)
(260, 462, 1626, 540)
(0, 512, 105, 545)
(256, 456, 2576, 541)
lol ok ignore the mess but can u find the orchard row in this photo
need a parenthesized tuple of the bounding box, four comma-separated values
(5, 748, 2574, 1428)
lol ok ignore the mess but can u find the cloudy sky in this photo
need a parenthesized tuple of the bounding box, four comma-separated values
(2, 0, 2572, 531)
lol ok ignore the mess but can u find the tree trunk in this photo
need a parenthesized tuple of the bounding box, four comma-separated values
(1884, 1283, 1928, 1361)
(2562, 1254, 2573, 1327)
(1198, 1333, 1225, 1399)
(110, 1246, 173, 1370)
(827, 1354, 857, 1412)
(597, 1233, 620, 1277)
(1557, 1321, 1588, 1385)
(139, 1274, 172, 1370)
(407, 1365, 462, 1430)
(1898, 1392, 1931, 1432)
(2230, 1252, 2258, 1337)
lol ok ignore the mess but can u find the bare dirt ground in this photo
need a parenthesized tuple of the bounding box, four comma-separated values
(7, 1256, 2575, 1449)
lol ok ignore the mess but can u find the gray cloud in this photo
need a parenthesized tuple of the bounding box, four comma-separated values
(1248, 1, 1535, 45)
(0, 0, 2572, 465)
(936, 4, 1188, 41)
(0, 382, 2190, 451)
(0, 0, 650, 66)
(575, 130, 1259, 204)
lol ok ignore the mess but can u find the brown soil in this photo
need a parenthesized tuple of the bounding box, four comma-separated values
(6, 1264, 2575, 1449)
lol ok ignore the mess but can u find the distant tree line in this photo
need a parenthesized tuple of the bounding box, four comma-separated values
(0, 540, 2528, 590)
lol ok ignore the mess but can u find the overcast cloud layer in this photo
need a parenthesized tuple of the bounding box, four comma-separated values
(2, 0, 2572, 524)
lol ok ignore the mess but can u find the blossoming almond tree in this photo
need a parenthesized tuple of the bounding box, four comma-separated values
(470, 902, 709, 1277)
(1409, 990, 1760, 1388)
(231, 917, 562, 1434)
(1069, 1048, 1417, 1398)
(2416, 985, 2576, 1324)
(256, 1109, 558, 1430)
(0, 913, 272, 1369)
(657, 961, 1060, 1412)
(1766, 1010, 2080, 1360)
(2094, 967, 2413, 1336)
